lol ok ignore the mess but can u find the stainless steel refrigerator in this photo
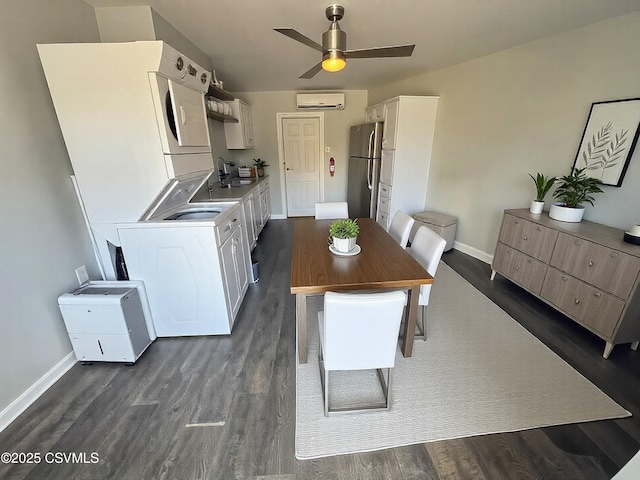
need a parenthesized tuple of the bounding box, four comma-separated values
(347, 122, 383, 219)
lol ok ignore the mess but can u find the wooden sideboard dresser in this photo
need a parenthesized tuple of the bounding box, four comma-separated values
(491, 209, 640, 358)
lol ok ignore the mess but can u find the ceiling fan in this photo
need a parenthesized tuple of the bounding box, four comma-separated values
(274, 4, 415, 79)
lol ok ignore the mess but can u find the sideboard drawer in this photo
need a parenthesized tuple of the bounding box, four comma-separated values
(541, 268, 625, 338)
(492, 243, 547, 295)
(499, 214, 557, 262)
(550, 232, 640, 299)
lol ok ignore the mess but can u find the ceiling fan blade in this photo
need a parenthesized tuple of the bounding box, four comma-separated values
(274, 28, 324, 53)
(299, 62, 323, 79)
(345, 44, 415, 59)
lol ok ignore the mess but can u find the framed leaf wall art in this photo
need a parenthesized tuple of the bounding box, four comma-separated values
(572, 98, 640, 186)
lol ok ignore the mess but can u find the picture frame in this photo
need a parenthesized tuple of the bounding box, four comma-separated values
(572, 98, 640, 187)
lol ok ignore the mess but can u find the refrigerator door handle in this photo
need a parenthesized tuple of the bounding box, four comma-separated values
(367, 130, 375, 159)
(366, 157, 373, 190)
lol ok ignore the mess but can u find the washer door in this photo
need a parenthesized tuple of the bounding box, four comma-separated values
(165, 210, 221, 220)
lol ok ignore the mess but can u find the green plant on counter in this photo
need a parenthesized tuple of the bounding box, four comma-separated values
(253, 158, 269, 168)
(528, 172, 556, 202)
(329, 219, 359, 239)
(553, 167, 604, 208)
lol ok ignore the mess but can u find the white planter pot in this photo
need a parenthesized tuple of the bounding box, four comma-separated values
(333, 236, 357, 253)
(548, 203, 585, 223)
(529, 200, 544, 214)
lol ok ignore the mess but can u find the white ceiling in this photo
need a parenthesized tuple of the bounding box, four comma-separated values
(84, 0, 640, 93)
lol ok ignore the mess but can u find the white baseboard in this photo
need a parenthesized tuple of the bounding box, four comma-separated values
(0, 352, 76, 433)
(270, 214, 287, 220)
(453, 241, 493, 265)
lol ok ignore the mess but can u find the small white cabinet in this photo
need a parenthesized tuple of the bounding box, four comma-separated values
(381, 99, 399, 150)
(224, 99, 254, 149)
(258, 179, 271, 233)
(365, 104, 385, 122)
(219, 220, 248, 322)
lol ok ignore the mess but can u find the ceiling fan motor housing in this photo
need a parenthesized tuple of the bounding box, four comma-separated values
(322, 21, 346, 55)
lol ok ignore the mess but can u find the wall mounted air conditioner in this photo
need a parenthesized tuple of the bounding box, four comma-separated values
(296, 93, 345, 110)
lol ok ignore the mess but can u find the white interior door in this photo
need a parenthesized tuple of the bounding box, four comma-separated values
(281, 117, 321, 217)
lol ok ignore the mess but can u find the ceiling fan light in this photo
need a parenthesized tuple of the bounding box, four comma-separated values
(322, 51, 346, 72)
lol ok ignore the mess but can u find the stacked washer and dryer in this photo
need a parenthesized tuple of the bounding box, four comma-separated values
(39, 41, 251, 342)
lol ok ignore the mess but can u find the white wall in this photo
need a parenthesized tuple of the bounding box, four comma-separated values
(95, 6, 214, 71)
(219, 90, 368, 215)
(0, 1, 101, 421)
(369, 12, 640, 258)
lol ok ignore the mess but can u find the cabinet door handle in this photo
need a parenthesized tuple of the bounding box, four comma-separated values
(224, 224, 232, 232)
(610, 252, 618, 258)
(574, 298, 580, 305)
(575, 240, 582, 246)
(515, 266, 520, 271)
(523, 235, 528, 241)
(537, 227, 543, 232)
(562, 276, 568, 281)
(588, 261, 594, 267)
(507, 249, 513, 255)
(526, 259, 532, 264)
(593, 292, 601, 298)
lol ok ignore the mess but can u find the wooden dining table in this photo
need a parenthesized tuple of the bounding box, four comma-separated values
(290, 217, 434, 364)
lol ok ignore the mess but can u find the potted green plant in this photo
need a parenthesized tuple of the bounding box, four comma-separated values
(549, 167, 604, 222)
(528, 172, 556, 214)
(253, 158, 269, 177)
(329, 218, 359, 253)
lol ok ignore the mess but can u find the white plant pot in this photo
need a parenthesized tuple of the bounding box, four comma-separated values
(333, 236, 357, 253)
(548, 203, 585, 223)
(529, 200, 544, 214)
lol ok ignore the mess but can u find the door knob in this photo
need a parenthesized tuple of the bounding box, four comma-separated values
(286, 167, 295, 171)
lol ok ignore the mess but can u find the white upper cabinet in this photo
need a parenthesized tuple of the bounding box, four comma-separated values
(224, 99, 255, 149)
(381, 99, 399, 150)
(365, 104, 385, 123)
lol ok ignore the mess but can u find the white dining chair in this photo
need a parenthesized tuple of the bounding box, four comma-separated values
(318, 290, 406, 417)
(388, 210, 415, 248)
(315, 202, 349, 220)
(406, 225, 447, 340)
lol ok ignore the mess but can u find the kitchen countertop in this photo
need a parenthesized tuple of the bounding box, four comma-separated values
(193, 176, 268, 202)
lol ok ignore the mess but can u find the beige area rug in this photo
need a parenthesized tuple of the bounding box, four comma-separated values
(295, 262, 631, 459)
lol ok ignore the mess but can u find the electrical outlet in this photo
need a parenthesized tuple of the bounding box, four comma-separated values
(75, 265, 89, 285)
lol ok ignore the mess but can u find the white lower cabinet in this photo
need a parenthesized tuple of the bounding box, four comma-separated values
(219, 222, 248, 321)
(258, 180, 271, 232)
(243, 192, 257, 249)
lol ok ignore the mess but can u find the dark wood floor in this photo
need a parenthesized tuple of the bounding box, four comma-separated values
(1, 219, 639, 479)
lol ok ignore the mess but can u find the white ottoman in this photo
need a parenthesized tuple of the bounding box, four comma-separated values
(410, 211, 457, 252)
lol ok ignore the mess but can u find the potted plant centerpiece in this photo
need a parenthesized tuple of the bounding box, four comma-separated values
(528, 172, 556, 214)
(253, 158, 269, 177)
(329, 218, 359, 253)
(549, 167, 604, 222)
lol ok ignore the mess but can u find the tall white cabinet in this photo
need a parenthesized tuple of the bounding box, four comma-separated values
(365, 96, 439, 230)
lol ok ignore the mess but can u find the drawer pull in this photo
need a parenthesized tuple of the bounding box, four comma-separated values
(514, 220, 519, 224)
(562, 276, 568, 281)
(593, 292, 601, 298)
(507, 249, 513, 254)
(588, 261, 594, 267)
(515, 266, 520, 271)
(610, 252, 618, 258)
(527, 259, 532, 264)
(537, 227, 543, 232)
(523, 235, 528, 241)
(575, 240, 582, 246)
(574, 298, 580, 305)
